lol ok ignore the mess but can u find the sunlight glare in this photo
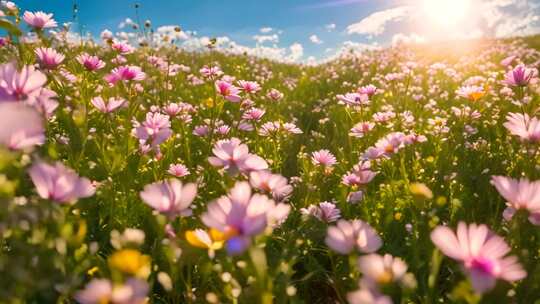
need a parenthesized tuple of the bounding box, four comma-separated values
(421, 0, 471, 27)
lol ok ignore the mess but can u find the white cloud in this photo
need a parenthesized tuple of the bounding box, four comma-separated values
(325, 23, 336, 32)
(260, 27, 273, 33)
(347, 6, 410, 36)
(391, 32, 425, 46)
(309, 34, 323, 44)
(287, 43, 304, 62)
(118, 18, 136, 29)
(252, 34, 279, 44)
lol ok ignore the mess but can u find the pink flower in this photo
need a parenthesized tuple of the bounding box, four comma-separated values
(105, 66, 146, 85)
(201, 182, 290, 254)
(503, 112, 540, 142)
(266, 88, 283, 101)
(208, 138, 268, 175)
(34, 47, 64, 70)
(76, 53, 106, 71)
(358, 84, 377, 97)
(301, 201, 341, 223)
(237, 80, 261, 94)
(358, 254, 408, 286)
(75, 278, 148, 304)
(0, 62, 47, 102)
(431, 222, 526, 293)
(337, 92, 369, 106)
(168, 163, 190, 177)
(75, 279, 112, 304)
(28, 161, 95, 203)
(325, 219, 382, 254)
(200, 65, 223, 79)
(347, 287, 392, 304)
(23, 11, 57, 29)
(504, 64, 537, 87)
(242, 107, 266, 121)
(0, 103, 44, 150)
(349, 122, 375, 138)
(133, 112, 172, 152)
(111, 41, 135, 54)
(215, 80, 242, 102)
(140, 179, 197, 217)
(91, 96, 125, 113)
(311, 149, 337, 167)
(249, 170, 293, 202)
(342, 161, 377, 187)
(491, 176, 540, 225)
(28, 88, 58, 118)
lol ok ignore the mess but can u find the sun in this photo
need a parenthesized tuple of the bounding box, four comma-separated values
(421, 0, 471, 27)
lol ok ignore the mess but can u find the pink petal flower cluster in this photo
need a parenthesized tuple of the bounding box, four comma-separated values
(364, 132, 426, 160)
(301, 201, 341, 223)
(91, 96, 125, 113)
(325, 219, 382, 254)
(249, 170, 293, 202)
(431, 222, 526, 293)
(28, 161, 95, 204)
(311, 149, 337, 167)
(215, 80, 242, 102)
(0, 62, 47, 103)
(208, 138, 268, 175)
(237, 80, 261, 94)
(337, 92, 369, 107)
(35, 47, 65, 70)
(75, 278, 148, 304)
(132, 112, 172, 155)
(201, 182, 290, 254)
(342, 160, 377, 187)
(140, 179, 197, 217)
(23, 11, 57, 29)
(168, 163, 190, 178)
(491, 176, 540, 225)
(76, 53, 106, 71)
(0, 103, 44, 150)
(503, 112, 540, 142)
(105, 66, 146, 86)
(504, 64, 537, 87)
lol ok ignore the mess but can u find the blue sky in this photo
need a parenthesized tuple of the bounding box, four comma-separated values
(13, 0, 540, 62)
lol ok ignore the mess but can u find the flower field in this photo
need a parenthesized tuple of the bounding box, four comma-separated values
(2, 3, 540, 304)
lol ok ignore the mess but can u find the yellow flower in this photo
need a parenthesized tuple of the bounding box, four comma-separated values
(185, 228, 233, 258)
(108, 249, 151, 278)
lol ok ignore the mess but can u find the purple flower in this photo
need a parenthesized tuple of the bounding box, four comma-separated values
(325, 219, 382, 254)
(140, 179, 197, 217)
(503, 112, 540, 142)
(431, 222, 526, 293)
(249, 170, 293, 202)
(105, 66, 146, 85)
(504, 64, 537, 87)
(91, 96, 125, 113)
(491, 176, 540, 225)
(28, 161, 95, 204)
(215, 80, 242, 102)
(0, 103, 44, 150)
(168, 163, 190, 178)
(301, 201, 341, 223)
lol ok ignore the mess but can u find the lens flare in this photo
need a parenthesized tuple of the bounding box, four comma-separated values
(421, 0, 471, 27)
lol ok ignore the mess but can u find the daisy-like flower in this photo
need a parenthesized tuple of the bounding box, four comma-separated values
(242, 107, 266, 121)
(23, 11, 57, 29)
(266, 88, 283, 101)
(358, 84, 378, 97)
(139, 179, 197, 217)
(215, 80, 242, 102)
(200, 65, 223, 79)
(185, 228, 227, 258)
(237, 80, 261, 94)
(325, 219, 382, 254)
(491, 176, 540, 225)
(76, 53, 106, 71)
(349, 121, 375, 138)
(105, 65, 146, 85)
(0, 103, 44, 150)
(249, 170, 293, 202)
(504, 64, 537, 87)
(168, 163, 190, 178)
(431, 222, 526, 293)
(201, 182, 290, 255)
(456, 85, 486, 101)
(133, 112, 172, 151)
(337, 92, 369, 107)
(503, 112, 540, 142)
(208, 138, 268, 175)
(111, 41, 135, 54)
(358, 254, 408, 286)
(0, 62, 47, 103)
(28, 161, 95, 204)
(347, 287, 392, 304)
(311, 149, 337, 167)
(75, 278, 148, 304)
(342, 161, 377, 187)
(90, 96, 125, 113)
(301, 201, 341, 223)
(34, 47, 65, 70)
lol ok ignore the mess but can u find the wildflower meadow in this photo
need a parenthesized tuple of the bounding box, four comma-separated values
(1, 1, 540, 303)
